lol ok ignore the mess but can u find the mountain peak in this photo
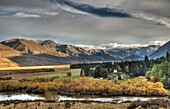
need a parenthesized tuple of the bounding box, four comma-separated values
(41, 40, 58, 48)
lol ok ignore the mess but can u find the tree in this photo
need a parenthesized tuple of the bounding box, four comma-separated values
(101, 68, 109, 79)
(141, 62, 147, 76)
(118, 74, 122, 80)
(94, 66, 109, 78)
(83, 66, 90, 76)
(94, 66, 103, 78)
(67, 72, 72, 77)
(166, 52, 170, 61)
(144, 55, 149, 67)
(146, 61, 170, 88)
(102, 62, 113, 73)
(117, 65, 122, 72)
(125, 65, 129, 74)
(80, 68, 85, 77)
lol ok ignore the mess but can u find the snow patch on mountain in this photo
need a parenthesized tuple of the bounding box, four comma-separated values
(75, 40, 167, 50)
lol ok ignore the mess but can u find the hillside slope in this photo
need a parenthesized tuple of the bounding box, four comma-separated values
(1, 39, 68, 57)
(0, 39, 122, 67)
(149, 41, 170, 59)
(0, 44, 21, 67)
(107, 45, 160, 58)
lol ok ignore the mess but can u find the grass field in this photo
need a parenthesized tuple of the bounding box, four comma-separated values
(0, 65, 77, 80)
(34, 69, 81, 78)
(9, 69, 81, 80)
(167, 90, 170, 97)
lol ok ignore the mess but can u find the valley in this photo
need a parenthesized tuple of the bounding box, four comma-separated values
(0, 38, 169, 68)
(0, 38, 169, 109)
(0, 0, 170, 108)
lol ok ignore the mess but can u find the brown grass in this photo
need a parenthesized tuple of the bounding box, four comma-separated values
(0, 65, 70, 71)
(0, 101, 129, 109)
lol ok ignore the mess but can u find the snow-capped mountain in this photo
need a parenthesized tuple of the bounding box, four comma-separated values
(75, 40, 166, 50)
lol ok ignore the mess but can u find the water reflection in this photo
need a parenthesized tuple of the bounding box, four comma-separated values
(0, 94, 44, 101)
(0, 93, 167, 104)
(58, 95, 166, 103)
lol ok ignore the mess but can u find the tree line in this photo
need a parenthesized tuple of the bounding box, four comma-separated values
(79, 52, 170, 89)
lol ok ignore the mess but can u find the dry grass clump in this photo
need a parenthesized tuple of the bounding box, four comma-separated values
(0, 101, 129, 109)
(128, 99, 170, 109)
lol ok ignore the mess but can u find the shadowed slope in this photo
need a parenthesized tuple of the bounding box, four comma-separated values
(149, 40, 170, 59)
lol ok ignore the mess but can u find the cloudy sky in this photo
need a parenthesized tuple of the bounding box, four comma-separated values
(0, 0, 170, 45)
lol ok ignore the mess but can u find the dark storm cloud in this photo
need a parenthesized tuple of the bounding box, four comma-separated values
(50, 0, 132, 18)
(0, 0, 169, 45)
(0, 0, 48, 8)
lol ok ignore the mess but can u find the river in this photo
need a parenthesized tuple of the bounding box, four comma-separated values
(0, 93, 168, 103)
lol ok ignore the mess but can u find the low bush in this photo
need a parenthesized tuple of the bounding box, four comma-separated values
(19, 76, 59, 82)
(0, 76, 12, 80)
(128, 99, 170, 109)
(67, 72, 72, 77)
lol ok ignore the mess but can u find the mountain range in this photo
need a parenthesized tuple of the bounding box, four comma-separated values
(0, 38, 169, 67)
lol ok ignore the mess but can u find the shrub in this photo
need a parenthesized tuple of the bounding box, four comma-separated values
(19, 76, 59, 82)
(0, 76, 12, 80)
(0, 77, 167, 96)
(128, 99, 170, 109)
(67, 72, 72, 77)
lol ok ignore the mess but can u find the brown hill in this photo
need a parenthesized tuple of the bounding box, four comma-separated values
(41, 40, 122, 61)
(0, 43, 21, 57)
(41, 40, 91, 56)
(1, 38, 68, 57)
(0, 44, 21, 67)
(0, 38, 122, 67)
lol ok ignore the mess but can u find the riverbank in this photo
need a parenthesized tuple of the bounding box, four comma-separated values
(0, 99, 169, 109)
(0, 100, 130, 109)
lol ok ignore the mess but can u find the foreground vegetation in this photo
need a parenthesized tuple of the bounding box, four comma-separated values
(0, 77, 167, 96)
(0, 101, 129, 109)
(0, 99, 169, 109)
(128, 99, 170, 109)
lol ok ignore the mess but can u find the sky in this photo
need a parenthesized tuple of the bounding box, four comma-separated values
(0, 0, 170, 46)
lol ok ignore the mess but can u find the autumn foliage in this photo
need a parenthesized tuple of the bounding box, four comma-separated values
(0, 77, 167, 96)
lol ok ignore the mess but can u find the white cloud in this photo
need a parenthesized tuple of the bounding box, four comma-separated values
(14, 12, 41, 18)
(56, 3, 89, 15)
(44, 12, 59, 16)
(0, 6, 59, 18)
(75, 44, 105, 50)
(134, 13, 170, 28)
(147, 40, 167, 46)
(75, 40, 167, 50)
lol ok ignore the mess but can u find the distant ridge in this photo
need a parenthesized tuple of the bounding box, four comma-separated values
(1, 38, 68, 57)
(0, 38, 122, 67)
(0, 38, 168, 67)
(124, 55, 143, 61)
(149, 40, 170, 59)
(107, 45, 160, 58)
